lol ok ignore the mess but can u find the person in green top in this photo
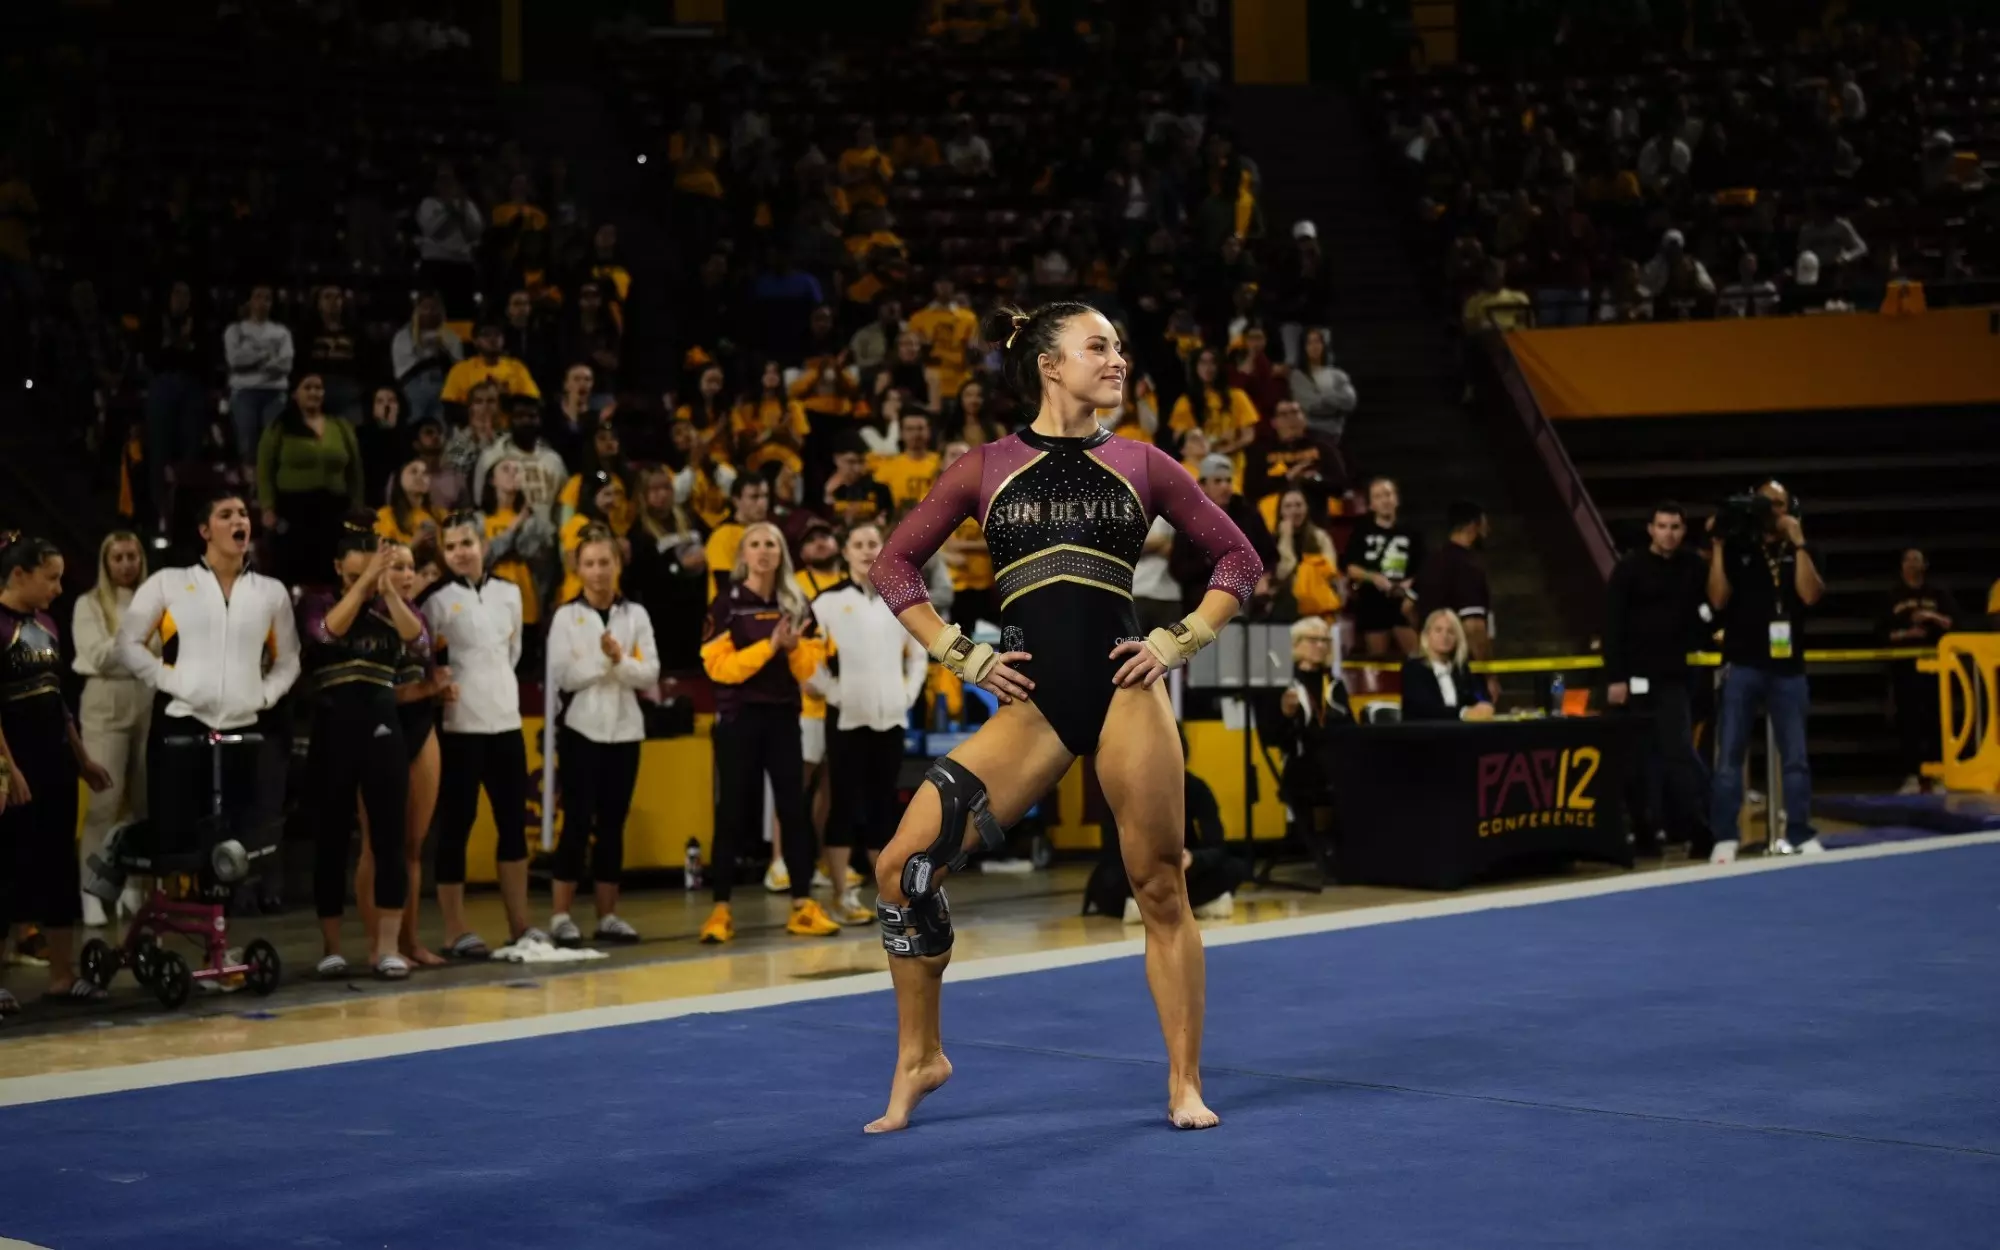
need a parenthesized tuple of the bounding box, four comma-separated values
(257, 372, 365, 589)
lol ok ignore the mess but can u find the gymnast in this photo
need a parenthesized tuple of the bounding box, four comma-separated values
(866, 301, 1264, 1132)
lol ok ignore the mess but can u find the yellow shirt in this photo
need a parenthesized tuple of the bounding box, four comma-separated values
(557, 512, 623, 605)
(794, 566, 846, 721)
(890, 134, 942, 170)
(868, 450, 941, 514)
(907, 303, 980, 392)
(667, 132, 724, 198)
(484, 510, 540, 624)
(836, 145, 893, 207)
(844, 229, 906, 261)
(441, 355, 542, 403)
(706, 522, 745, 603)
(375, 504, 443, 546)
(947, 517, 992, 591)
(682, 465, 733, 530)
(1168, 388, 1260, 444)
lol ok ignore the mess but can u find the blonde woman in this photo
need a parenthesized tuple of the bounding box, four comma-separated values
(1400, 609, 1494, 722)
(71, 531, 152, 926)
(696, 521, 838, 943)
(1271, 487, 1343, 622)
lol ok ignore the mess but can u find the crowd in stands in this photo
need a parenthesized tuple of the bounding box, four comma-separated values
(1379, 7, 2000, 328)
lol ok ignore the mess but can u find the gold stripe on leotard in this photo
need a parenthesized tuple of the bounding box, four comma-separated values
(992, 543, 1135, 581)
(979, 452, 1049, 527)
(1084, 450, 1144, 518)
(999, 574, 1135, 611)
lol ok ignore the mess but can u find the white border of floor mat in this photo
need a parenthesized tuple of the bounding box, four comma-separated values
(4, 830, 1996, 1108)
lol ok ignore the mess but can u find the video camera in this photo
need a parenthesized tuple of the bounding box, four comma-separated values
(1714, 486, 1801, 546)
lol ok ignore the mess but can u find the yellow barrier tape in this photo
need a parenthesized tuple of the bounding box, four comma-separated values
(1342, 646, 1934, 675)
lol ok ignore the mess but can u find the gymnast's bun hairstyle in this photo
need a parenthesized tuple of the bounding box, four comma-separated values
(0, 531, 61, 579)
(982, 300, 1102, 401)
(335, 511, 381, 558)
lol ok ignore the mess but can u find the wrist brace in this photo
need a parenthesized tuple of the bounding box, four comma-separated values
(1142, 612, 1218, 670)
(927, 623, 999, 684)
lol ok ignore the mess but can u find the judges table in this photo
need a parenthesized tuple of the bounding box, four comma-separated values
(1328, 716, 1643, 890)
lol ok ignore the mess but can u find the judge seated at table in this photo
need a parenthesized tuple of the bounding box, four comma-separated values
(1265, 616, 1351, 876)
(1401, 609, 1495, 722)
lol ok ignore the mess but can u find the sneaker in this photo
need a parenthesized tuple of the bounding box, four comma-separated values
(811, 864, 833, 889)
(845, 867, 865, 888)
(594, 914, 641, 943)
(549, 913, 582, 945)
(1897, 775, 1924, 796)
(1709, 840, 1740, 864)
(763, 862, 791, 893)
(698, 903, 735, 944)
(833, 887, 873, 926)
(1193, 891, 1235, 920)
(786, 897, 840, 937)
(513, 927, 553, 948)
(81, 893, 108, 928)
(1774, 836, 1826, 856)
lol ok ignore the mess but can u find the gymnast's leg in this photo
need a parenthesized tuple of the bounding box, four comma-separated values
(1096, 681, 1217, 1129)
(866, 699, 1072, 1133)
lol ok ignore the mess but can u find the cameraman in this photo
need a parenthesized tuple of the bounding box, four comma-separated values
(1603, 502, 1712, 858)
(1706, 480, 1824, 862)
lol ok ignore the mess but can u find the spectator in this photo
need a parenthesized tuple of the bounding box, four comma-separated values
(1796, 198, 1869, 276)
(1717, 253, 1780, 317)
(1270, 487, 1343, 622)
(848, 298, 904, 373)
(823, 436, 894, 526)
(441, 319, 542, 426)
(1461, 260, 1531, 332)
(140, 280, 209, 534)
(376, 458, 443, 546)
(389, 291, 463, 428)
(71, 531, 152, 929)
(443, 381, 505, 499)
(669, 103, 727, 258)
(623, 464, 709, 671)
(486, 173, 550, 293)
(1880, 548, 1958, 794)
(906, 277, 979, 399)
(1401, 609, 1494, 722)
(357, 386, 407, 499)
(887, 116, 942, 172)
(1169, 454, 1275, 610)
(1598, 259, 1655, 323)
(1288, 327, 1356, 441)
(1265, 615, 1351, 872)
(837, 122, 894, 210)
(546, 363, 604, 467)
(560, 280, 622, 401)
(673, 417, 738, 530)
(1227, 326, 1289, 418)
(1342, 476, 1422, 659)
(300, 286, 362, 419)
(1245, 397, 1345, 516)
(705, 472, 771, 601)
(941, 379, 1004, 450)
(558, 421, 634, 530)
(416, 164, 484, 315)
(224, 284, 294, 470)
(1706, 480, 1826, 862)
(478, 454, 555, 627)
(500, 288, 558, 394)
(1637, 127, 1692, 192)
(869, 410, 940, 516)
(1169, 346, 1260, 457)
(1641, 230, 1713, 297)
(408, 417, 467, 513)
(731, 359, 811, 475)
(257, 374, 366, 588)
(558, 471, 630, 606)
(1410, 500, 1495, 701)
(944, 114, 993, 176)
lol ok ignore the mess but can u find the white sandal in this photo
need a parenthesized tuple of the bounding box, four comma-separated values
(316, 954, 350, 979)
(373, 954, 410, 981)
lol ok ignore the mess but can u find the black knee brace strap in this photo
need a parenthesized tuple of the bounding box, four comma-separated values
(879, 890, 953, 958)
(900, 758, 1008, 900)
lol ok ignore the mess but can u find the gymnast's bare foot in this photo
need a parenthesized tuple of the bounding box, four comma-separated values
(1168, 1078, 1220, 1130)
(402, 943, 448, 968)
(865, 1050, 953, 1133)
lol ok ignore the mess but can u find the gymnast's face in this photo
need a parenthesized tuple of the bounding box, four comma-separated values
(1042, 309, 1126, 410)
(384, 543, 416, 599)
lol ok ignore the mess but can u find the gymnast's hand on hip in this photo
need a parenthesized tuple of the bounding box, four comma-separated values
(979, 651, 1034, 704)
(1109, 639, 1172, 689)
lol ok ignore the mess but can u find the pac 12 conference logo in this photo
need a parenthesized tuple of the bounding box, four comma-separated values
(1476, 747, 1599, 837)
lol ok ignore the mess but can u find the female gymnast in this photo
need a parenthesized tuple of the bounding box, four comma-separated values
(866, 301, 1264, 1133)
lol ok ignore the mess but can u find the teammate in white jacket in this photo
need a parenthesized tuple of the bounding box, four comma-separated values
(809, 521, 927, 923)
(546, 529, 658, 944)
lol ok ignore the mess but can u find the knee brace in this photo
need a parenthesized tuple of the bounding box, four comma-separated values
(899, 758, 1009, 900)
(879, 889, 953, 958)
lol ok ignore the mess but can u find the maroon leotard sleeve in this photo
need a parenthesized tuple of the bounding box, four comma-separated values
(1142, 443, 1265, 603)
(870, 446, 985, 615)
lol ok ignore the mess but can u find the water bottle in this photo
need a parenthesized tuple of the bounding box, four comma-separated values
(1550, 672, 1566, 718)
(683, 837, 703, 891)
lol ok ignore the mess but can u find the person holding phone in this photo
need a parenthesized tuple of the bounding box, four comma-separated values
(697, 521, 838, 943)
